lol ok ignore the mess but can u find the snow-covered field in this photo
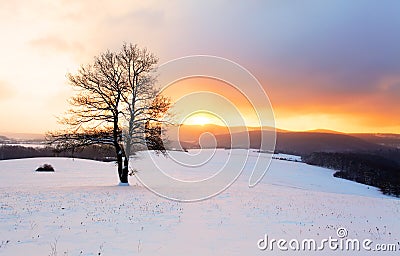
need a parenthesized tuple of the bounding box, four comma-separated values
(0, 149, 399, 255)
(1, 143, 48, 149)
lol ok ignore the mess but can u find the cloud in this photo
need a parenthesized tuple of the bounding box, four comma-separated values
(30, 36, 79, 52)
(29, 35, 86, 60)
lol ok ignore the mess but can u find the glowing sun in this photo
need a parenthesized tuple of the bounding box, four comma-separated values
(184, 114, 214, 126)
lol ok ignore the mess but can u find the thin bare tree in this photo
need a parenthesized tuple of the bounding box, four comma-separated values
(49, 43, 170, 184)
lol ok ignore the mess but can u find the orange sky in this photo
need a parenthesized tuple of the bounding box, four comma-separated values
(0, 1, 399, 134)
(163, 77, 400, 133)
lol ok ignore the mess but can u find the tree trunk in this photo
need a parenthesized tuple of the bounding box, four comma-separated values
(115, 143, 126, 183)
(113, 115, 128, 184)
(120, 146, 129, 184)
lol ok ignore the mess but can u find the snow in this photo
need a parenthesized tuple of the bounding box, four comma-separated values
(118, 182, 130, 186)
(1, 143, 48, 149)
(0, 149, 399, 255)
(273, 153, 302, 162)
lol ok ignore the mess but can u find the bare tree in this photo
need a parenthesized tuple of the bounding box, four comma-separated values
(49, 43, 170, 184)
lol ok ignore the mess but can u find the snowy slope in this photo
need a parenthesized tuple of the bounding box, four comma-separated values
(0, 149, 399, 255)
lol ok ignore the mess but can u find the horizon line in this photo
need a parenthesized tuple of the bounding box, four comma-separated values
(1, 125, 399, 137)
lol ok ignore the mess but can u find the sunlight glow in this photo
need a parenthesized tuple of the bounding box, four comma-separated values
(184, 115, 211, 126)
(183, 113, 224, 126)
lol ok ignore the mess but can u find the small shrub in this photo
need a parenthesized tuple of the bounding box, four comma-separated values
(35, 164, 55, 172)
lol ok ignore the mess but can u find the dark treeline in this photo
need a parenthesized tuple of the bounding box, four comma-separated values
(303, 151, 400, 196)
(0, 145, 115, 162)
(372, 148, 400, 166)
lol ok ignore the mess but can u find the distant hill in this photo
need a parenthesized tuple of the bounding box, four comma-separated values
(305, 129, 344, 134)
(274, 132, 386, 155)
(350, 133, 400, 149)
(166, 124, 275, 149)
(0, 132, 45, 141)
(0, 135, 10, 142)
(167, 125, 393, 155)
(210, 131, 385, 155)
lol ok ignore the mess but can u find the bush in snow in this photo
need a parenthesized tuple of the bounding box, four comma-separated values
(35, 164, 55, 172)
